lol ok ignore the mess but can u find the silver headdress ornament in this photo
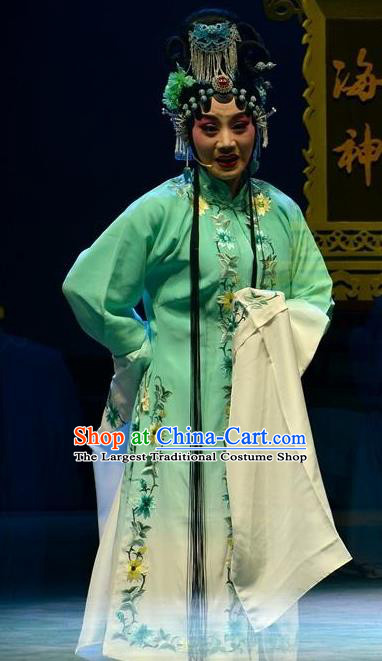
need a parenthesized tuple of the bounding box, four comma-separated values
(188, 21, 241, 84)
(253, 106, 277, 148)
(253, 61, 277, 72)
(162, 21, 277, 167)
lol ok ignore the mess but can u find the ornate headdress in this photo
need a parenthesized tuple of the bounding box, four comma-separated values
(162, 20, 277, 167)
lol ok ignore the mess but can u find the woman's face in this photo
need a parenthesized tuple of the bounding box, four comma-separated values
(191, 97, 256, 193)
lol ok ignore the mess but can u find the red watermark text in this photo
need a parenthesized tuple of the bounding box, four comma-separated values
(73, 426, 125, 451)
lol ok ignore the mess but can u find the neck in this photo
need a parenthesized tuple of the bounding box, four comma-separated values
(199, 166, 247, 198)
(227, 175, 242, 198)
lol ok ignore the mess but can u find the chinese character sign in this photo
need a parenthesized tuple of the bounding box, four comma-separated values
(332, 47, 382, 102)
(332, 48, 382, 190)
(326, 19, 382, 222)
(333, 123, 382, 188)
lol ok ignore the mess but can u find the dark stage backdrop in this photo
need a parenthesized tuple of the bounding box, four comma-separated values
(5, 0, 306, 356)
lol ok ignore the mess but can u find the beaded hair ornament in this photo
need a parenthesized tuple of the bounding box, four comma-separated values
(162, 20, 277, 168)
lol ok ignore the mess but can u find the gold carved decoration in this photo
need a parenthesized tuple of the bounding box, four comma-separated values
(330, 269, 382, 300)
(302, 0, 382, 301)
(263, 0, 303, 21)
(314, 230, 382, 254)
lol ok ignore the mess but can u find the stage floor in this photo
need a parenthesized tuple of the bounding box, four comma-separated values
(0, 574, 381, 660)
(0, 513, 381, 660)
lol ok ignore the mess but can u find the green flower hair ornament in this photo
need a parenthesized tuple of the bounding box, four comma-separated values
(162, 65, 196, 112)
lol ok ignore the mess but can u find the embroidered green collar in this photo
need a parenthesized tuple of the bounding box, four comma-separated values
(197, 166, 251, 211)
(172, 166, 270, 217)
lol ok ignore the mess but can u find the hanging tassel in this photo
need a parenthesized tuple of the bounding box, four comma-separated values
(187, 164, 208, 661)
(162, 108, 190, 161)
(189, 22, 241, 82)
(183, 149, 193, 183)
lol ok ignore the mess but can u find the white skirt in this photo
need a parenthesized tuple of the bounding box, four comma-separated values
(75, 458, 299, 661)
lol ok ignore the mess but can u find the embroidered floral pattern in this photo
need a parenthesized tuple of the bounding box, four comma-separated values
(169, 176, 193, 201)
(255, 227, 277, 289)
(212, 474, 258, 655)
(169, 176, 209, 215)
(242, 288, 277, 309)
(170, 172, 277, 425)
(260, 249, 277, 289)
(232, 290, 279, 331)
(245, 185, 278, 290)
(136, 372, 173, 448)
(149, 376, 172, 448)
(112, 375, 178, 650)
(113, 466, 156, 642)
(199, 197, 210, 216)
(139, 371, 150, 414)
(217, 290, 235, 312)
(210, 211, 241, 429)
(253, 191, 272, 216)
(105, 390, 126, 429)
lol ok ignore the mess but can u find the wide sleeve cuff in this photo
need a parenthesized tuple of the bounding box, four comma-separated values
(285, 299, 331, 376)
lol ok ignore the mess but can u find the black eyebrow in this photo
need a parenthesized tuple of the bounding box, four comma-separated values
(198, 113, 247, 122)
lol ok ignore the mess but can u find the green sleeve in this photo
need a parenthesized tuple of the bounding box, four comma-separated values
(289, 203, 334, 320)
(62, 196, 158, 358)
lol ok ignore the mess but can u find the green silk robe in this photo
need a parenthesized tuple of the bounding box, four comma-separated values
(62, 166, 334, 660)
(62, 165, 333, 434)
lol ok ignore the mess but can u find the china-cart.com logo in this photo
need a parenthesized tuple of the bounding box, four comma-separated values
(73, 425, 307, 450)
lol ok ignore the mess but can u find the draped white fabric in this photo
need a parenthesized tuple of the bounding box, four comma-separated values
(76, 287, 352, 660)
(91, 334, 152, 539)
(226, 288, 352, 632)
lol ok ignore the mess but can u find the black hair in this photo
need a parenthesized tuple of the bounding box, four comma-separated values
(168, 12, 264, 659)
